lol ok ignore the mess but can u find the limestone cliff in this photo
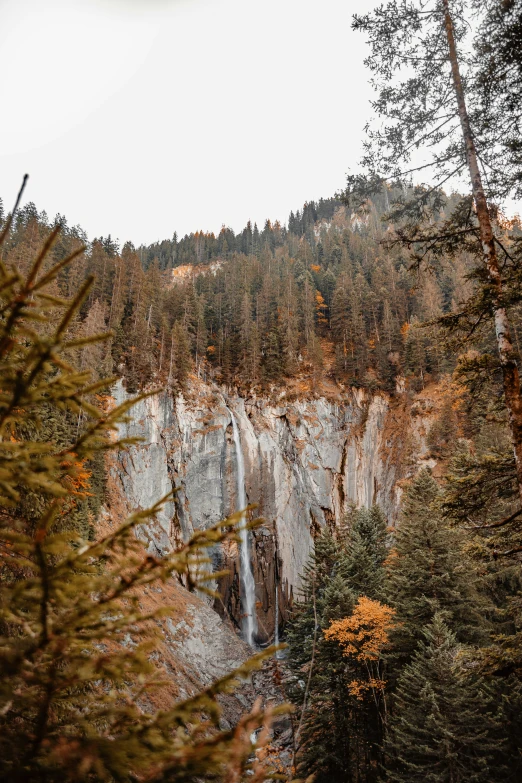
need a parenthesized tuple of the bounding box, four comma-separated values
(102, 453, 255, 725)
(112, 378, 439, 645)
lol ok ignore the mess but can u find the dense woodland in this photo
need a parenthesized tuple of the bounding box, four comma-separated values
(0, 201, 278, 782)
(2, 188, 509, 396)
(286, 473, 522, 781)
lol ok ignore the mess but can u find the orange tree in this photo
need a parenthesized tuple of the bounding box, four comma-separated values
(325, 596, 396, 711)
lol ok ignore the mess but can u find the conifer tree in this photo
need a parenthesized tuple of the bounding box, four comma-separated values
(403, 317, 429, 388)
(340, 505, 387, 599)
(239, 291, 254, 380)
(77, 298, 112, 380)
(386, 615, 504, 783)
(386, 468, 485, 667)
(286, 529, 357, 783)
(331, 275, 352, 375)
(262, 328, 284, 384)
(168, 320, 192, 393)
(350, 0, 522, 502)
(286, 528, 346, 674)
(281, 273, 299, 375)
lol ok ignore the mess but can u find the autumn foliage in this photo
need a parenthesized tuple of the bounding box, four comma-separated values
(325, 596, 396, 662)
(324, 597, 396, 699)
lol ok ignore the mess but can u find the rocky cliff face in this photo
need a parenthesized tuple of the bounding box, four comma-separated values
(113, 378, 437, 645)
(101, 454, 255, 725)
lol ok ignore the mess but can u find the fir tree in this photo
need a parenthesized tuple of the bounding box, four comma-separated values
(340, 505, 387, 599)
(169, 320, 192, 392)
(287, 530, 357, 783)
(386, 468, 485, 667)
(350, 0, 522, 502)
(286, 528, 343, 674)
(386, 615, 504, 783)
(262, 328, 284, 384)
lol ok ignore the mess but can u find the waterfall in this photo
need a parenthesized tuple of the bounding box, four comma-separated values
(228, 408, 257, 647)
(274, 583, 280, 657)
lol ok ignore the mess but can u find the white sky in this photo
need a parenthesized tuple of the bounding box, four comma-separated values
(0, 0, 377, 246)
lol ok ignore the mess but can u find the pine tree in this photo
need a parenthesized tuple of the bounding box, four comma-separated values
(286, 529, 358, 783)
(386, 468, 486, 668)
(77, 298, 112, 380)
(386, 615, 504, 783)
(239, 291, 260, 385)
(350, 0, 522, 503)
(281, 273, 299, 375)
(403, 317, 429, 389)
(286, 528, 346, 673)
(169, 320, 192, 392)
(262, 328, 284, 384)
(339, 505, 387, 600)
(300, 275, 316, 349)
(331, 275, 352, 375)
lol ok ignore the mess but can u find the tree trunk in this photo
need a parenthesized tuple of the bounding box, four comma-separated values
(443, 0, 522, 503)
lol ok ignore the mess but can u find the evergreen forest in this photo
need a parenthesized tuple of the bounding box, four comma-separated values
(2, 187, 506, 396)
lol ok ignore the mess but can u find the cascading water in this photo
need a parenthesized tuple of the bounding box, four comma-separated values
(274, 583, 281, 658)
(228, 408, 257, 647)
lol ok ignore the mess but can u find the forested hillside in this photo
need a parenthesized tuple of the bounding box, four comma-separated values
(4, 188, 514, 397)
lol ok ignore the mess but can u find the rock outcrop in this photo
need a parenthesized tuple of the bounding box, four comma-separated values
(113, 378, 437, 645)
(101, 455, 255, 725)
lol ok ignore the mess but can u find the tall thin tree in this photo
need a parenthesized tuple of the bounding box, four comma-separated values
(351, 0, 522, 500)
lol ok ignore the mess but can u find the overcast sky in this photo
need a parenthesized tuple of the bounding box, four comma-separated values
(1, 0, 376, 246)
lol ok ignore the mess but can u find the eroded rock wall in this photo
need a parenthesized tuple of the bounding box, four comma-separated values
(113, 378, 418, 644)
(102, 453, 254, 725)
